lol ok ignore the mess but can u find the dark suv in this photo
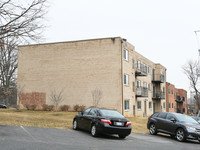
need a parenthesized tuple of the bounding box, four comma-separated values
(147, 112, 200, 142)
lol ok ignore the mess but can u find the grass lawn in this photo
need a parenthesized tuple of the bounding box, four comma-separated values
(0, 109, 149, 134)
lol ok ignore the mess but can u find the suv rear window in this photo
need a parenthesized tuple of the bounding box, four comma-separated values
(158, 112, 167, 119)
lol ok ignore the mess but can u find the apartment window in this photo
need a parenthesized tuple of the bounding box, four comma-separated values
(149, 102, 152, 109)
(169, 103, 171, 109)
(148, 66, 151, 74)
(123, 49, 129, 61)
(172, 103, 173, 108)
(168, 88, 170, 94)
(143, 82, 147, 88)
(143, 63, 147, 73)
(124, 100, 130, 110)
(137, 60, 141, 69)
(132, 59, 134, 69)
(132, 82, 135, 92)
(163, 102, 166, 109)
(148, 83, 151, 91)
(137, 101, 141, 109)
(137, 80, 141, 88)
(124, 74, 129, 86)
(172, 90, 173, 95)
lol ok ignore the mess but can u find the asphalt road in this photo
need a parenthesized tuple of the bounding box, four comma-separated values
(0, 125, 199, 150)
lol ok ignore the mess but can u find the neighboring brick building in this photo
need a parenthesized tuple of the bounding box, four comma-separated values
(166, 82, 187, 114)
(18, 37, 167, 117)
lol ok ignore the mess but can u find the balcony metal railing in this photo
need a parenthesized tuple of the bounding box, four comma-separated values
(176, 96, 185, 103)
(136, 87, 148, 97)
(135, 66, 147, 76)
(152, 74, 165, 83)
(152, 91, 165, 100)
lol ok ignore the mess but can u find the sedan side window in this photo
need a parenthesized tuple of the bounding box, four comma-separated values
(83, 108, 91, 116)
(88, 109, 97, 116)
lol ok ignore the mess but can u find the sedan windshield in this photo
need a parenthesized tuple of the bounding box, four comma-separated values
(100, 109, 125, 118)
(175, 114, 198, 124)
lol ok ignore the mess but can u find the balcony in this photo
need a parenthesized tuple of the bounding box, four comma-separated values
(152, 74, 165, 83)
(136, 87, 148, 97)
(176, 96, 185, 103)
(152, 91, 165, 100)
(135, 66, 147, 76)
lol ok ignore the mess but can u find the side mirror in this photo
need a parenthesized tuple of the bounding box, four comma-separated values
(170, 118, 176, 123)
(78, 111, 83, 115)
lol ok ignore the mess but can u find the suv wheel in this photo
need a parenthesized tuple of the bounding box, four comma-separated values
(149, 123, 157, 135)
(176, 128, 185, 142)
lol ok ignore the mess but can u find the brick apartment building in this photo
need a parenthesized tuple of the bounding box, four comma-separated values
(166, 82, 187, 114)
(18, 37, 167, 117)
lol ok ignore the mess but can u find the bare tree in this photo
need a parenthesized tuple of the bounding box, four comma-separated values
(92, 88, 103, 107)
(0, 0, 48, 105)
(183, 61, 200, 112)
(49, 88, 64, 112)
(0, 37, 17, 105)
(0, 0, 48, 43)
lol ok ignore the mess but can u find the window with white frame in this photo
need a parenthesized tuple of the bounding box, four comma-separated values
(132, 59, 134, 69)
(143, 63, 147, 73)
(137, 80, 141, 88)
(148, 83, 151, 91)
(123, 49, 129, 61)
(132, 82, 135, 92)
(137, 60, 141, 69)
(124, 100, 130, 110)
(148, 66, 151, 74)
(163, 102, 166, 109)
(137, 101, 141, 109)
(143, 82, 147, 88)
(124, 74, 129, 86)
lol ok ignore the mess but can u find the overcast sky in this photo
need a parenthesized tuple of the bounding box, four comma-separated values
(43, 0, 200, 94)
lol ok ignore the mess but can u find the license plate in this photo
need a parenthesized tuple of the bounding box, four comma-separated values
(115, 122, 123, 126)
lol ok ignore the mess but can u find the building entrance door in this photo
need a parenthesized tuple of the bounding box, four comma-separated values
(153, 102, 155, 113)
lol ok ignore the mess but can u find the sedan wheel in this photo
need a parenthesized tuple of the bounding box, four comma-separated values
(176, 128, 185, 142)
(149, 124, 157, 135)
(73, 120, 78, 130)
(118, 134, 126, 139)
(91, 125, 98, 137)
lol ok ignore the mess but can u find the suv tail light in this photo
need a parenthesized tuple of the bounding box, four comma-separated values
(148, 116, 150, 121)
(126, 121, 131, 126)
(101, 119, 111, 125)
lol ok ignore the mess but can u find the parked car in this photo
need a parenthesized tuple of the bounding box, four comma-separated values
(73, 107, 132, 139)
(0, 104, 7, 109)
(191, 116, 200, 124)
(147, 112, 200, 142)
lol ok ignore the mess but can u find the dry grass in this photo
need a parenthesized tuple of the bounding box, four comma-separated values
(128, 116, 149, 134)
(0, 109, 149, 133)
(0, 109, 77, 129)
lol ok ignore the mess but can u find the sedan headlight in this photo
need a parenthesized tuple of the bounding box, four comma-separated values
(186, 126, 196, 131)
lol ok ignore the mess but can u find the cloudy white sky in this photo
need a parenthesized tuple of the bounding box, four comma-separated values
(43, 0, 200, 94)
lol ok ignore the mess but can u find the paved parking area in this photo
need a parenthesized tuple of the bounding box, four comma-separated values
(0, 125, 199, 150)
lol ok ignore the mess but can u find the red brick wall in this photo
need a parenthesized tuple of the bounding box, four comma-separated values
(21, 92, 46, 105)
(166, 83, 187, 114)
(177, 89, 187, 114)
(166, 83, 177, 113)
